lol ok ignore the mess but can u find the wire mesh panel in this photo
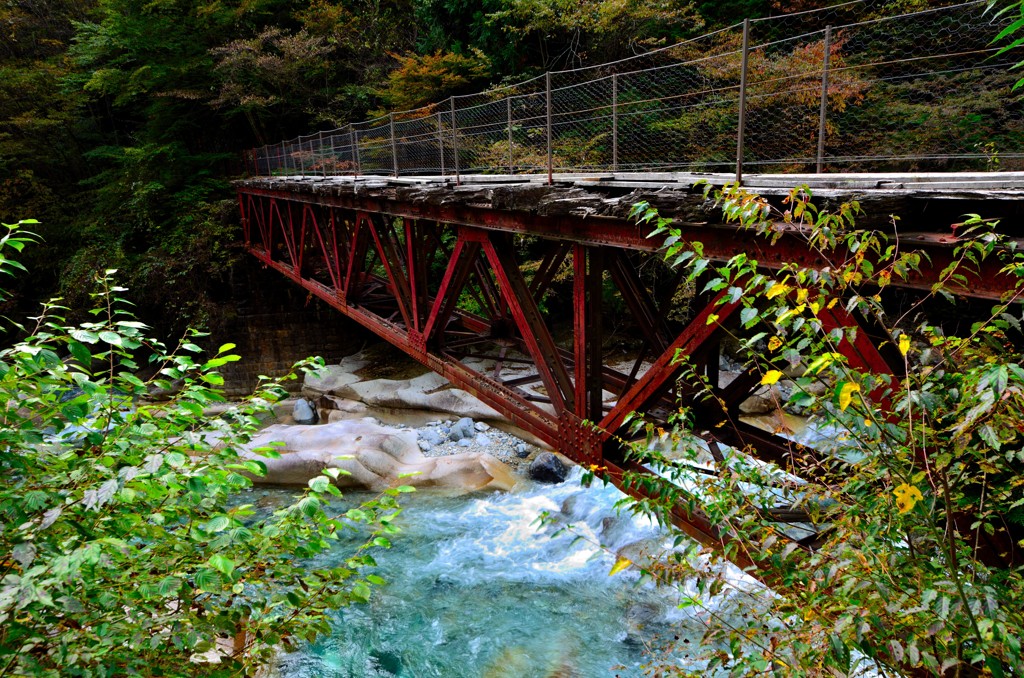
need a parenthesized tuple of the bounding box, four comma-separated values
(743, 30, 834, 173)
(549, 77, 614, 172)
(248, 0, 1024, 177)
(455, 96, 514, 174)
(354, 117, 393, 175)
(616, 52, 743, 172)
(825, 1, 1024, 171)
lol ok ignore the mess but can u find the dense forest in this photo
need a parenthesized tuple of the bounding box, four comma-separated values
(0, 0, 777, 337)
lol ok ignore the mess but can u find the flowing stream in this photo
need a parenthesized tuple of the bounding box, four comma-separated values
(260, 468, 750, 677)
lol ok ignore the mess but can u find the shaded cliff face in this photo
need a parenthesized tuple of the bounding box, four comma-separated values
(215, 257, 373, 396)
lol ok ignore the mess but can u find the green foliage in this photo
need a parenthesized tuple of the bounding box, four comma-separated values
(990, 1, 1024, 90)
(609, 188, 1024, 674)
(488, 0, 704, 68)
(377, 49, 491, 112)
(0, 221, 406, 675)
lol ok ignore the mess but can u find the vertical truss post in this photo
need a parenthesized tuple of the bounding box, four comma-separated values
(546, 71, 553, 185)
(451, 97, 460, 186)
(389, 112, 399, 177)
(735, 17, 750, 185)
(573, 245, 605, 422)
(816, 25, 833, 174)
(507, 97, 514, 175)
(612, 73, 619, 172)
(437, 111, 445, 177)
(353, 126, 362, 176)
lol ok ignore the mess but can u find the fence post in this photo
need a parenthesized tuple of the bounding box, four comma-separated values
(816, 25, 833, 174)
(319, 130, 326, 178)
(546, 71, 553, 185)
(451, 97, 460, 186)
(437, 111, 446, 177)
(390, 112, 399, 177)
(328, 131, 336, 177)
(612, 73, 619, 172)
(353, 126, 361, 176)
(507, 97, 514, 175)
(735, 17, 750, 185)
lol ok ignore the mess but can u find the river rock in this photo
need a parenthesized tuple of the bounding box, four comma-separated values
(515, 443, 530, 458)
(528, 452, 569, 484)
(419, 428, 445, 446)
(292, 398, 318, 425)
(474, 421, 490, 432)
(242, 419, 516, 492)
(474, 433, 492, 446)
(449, 417, 475, 441)
(739, 385, 781, 415)
(302, 365, 362, 399)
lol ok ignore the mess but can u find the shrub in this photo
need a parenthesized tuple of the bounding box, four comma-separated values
(0, 220, 406, 676)
(603, 186, 1024, 675)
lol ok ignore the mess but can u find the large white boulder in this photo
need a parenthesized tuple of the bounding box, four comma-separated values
(302, 352, 504, 422)
(243, 419, 516, 492)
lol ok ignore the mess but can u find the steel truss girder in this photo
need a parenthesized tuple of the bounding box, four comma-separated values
(238, 185, 1017, 300)
(236, 190, 991, 575)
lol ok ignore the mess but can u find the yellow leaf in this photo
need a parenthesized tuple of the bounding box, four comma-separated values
(706, 313, 719, 326)
(893, 484, 923, 514)
(838, 381, 860, 411)
(898, 335, 910, 357)
(766, 283, 789, 299)
(608, 556, 632, 576)
(767, 336, 783, 352)
(796, 288, 809, 304)
(761, 370, 783, 386)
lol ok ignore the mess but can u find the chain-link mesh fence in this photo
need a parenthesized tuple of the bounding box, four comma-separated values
(247, 0, 1024, 179)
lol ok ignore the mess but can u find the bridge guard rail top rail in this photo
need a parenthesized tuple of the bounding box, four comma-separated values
(245, 0, 1024, 183)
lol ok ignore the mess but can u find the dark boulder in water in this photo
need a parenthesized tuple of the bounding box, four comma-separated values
(528, 452, 569, 484)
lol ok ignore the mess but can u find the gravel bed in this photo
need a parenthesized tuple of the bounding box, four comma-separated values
(380, 415, 540, 473)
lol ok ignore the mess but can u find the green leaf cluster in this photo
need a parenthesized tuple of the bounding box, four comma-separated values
(615, 188, 1024, 675)
(0, 222, 404, 676)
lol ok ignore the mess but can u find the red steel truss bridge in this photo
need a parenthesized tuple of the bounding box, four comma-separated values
(237, 170, 1023, 571)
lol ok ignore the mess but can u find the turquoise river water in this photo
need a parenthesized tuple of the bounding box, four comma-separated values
(260, 469, 752, 677)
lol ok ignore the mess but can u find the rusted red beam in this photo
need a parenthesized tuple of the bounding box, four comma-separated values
(365, 212, 414, 330)
(573, 245, 604, 423)
(600, 289, 743, 440)
(482, 234, 575, 415)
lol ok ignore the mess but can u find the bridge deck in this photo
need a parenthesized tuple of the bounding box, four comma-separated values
(248, 170, 1024, 193)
